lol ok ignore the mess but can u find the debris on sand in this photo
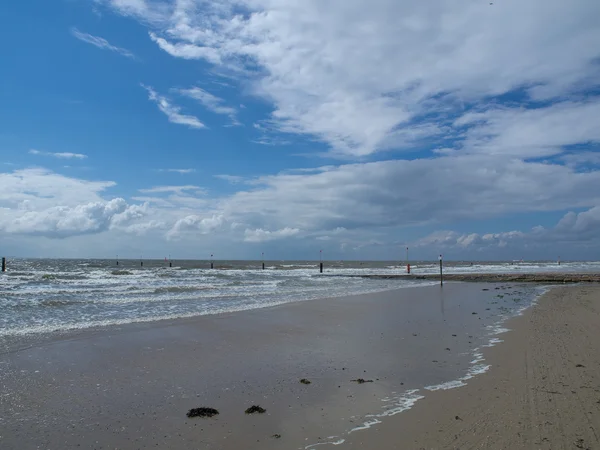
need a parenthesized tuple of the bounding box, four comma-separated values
(300, 379, 311, 385)
(576, 364, 585, 368)
(245, 405, 267, 414)
(351, 378, 373, 384)
(472, 312, 478, 315)
(187, 407, 219, 418)
(455, 415, 462, 421)
(272, 434, 282, 439)
(482, 288, 489, 291)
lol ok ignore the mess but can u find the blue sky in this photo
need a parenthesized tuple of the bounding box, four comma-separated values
(1, 0, 599, 260)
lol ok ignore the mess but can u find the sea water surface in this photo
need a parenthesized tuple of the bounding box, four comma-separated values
(0, 258, 596, 342)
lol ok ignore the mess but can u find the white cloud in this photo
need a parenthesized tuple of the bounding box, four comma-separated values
(175, 86, 239, 124)
(105, 0, 600, 156)
(0, 169, 146, 238)
(244, 227, 300, 243)
(218, 156, 600, 232)
(455, 101, 600, 157)
(71, 27, 136, 59)
(414, 206, 600, 253)
(29, 149, 87, 159)
(158, 168, 197, 174)
(142, 84, 205, 129)
(167, 214, 225, 239)
(138, 185, 203, 194)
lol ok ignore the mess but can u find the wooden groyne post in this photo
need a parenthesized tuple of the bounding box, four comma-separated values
(2, 257, 6, 272)
(439, 254, 443, 286)
(319, 250, 323, 273)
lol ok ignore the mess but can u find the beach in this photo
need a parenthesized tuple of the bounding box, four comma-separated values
(0, 274, 599, 449)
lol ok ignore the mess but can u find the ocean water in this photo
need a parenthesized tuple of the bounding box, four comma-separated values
(0, 258, 596, 340)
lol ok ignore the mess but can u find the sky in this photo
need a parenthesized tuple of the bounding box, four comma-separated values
(0, 0, 599, 261)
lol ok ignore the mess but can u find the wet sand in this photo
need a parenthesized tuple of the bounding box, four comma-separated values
(342, 285, 600, 449)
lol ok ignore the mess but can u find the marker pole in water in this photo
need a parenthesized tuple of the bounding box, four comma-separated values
(141, 255, 143, 267)
(2, 257, 6, 272)
(169, 254, 172, 268)
(262, 252, 265, 270)
(116, 255, 119, 266)
(558, 256, 560, 266)
(319, 250, 323, 273)
(406, 246, 410, 274)
(439, 254, 443, 286)
(211, 254, 214, 269)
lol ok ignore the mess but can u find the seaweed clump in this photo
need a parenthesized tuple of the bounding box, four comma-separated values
(245, 405, 266, 414)
(300, 379, 311, 385)
(187, 407, 219, 418)
(351, 378, 373, 384)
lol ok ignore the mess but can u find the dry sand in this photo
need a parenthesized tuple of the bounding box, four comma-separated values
(343, 285, 600, 449)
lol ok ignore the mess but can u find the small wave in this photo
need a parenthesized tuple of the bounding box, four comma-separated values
(111, 270, 132, 276)
(153, 286, 215, 294)
(39, 299, 86, 307)
(40, 273, 87, 281)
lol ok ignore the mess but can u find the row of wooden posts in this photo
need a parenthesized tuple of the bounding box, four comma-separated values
(115, 258, 325, 273)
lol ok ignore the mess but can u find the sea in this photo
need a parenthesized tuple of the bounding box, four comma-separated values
(0, 258, 598, 344)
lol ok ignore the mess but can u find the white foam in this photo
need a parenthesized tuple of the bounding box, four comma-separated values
(304, 439, 345, 449)
(425, 379, 467, 391)
(348, 418, 382, 433)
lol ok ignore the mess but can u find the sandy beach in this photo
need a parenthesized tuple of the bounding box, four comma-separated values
(1, 282, 599, 449)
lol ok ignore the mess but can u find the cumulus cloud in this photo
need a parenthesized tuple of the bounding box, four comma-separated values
(142, 84, 205, 129)
(103, 0, 600, 156)
(167, 214, 225, 239)
(29, 149, 87, 159)
(0, 168, 154, 239)
(415, 206, 600, 253)
(2, 199, 129, 237)
(244, 227, 300, 243)
(70, 27, 136, 59)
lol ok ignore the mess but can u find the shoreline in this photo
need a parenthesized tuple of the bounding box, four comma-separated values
(341, 284, 600, 449)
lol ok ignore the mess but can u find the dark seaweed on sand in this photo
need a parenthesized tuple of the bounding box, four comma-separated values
(187, 407, 219, 418)
(351, 378, 373, 384)
(245, 405, 266, 414)
(300, 378, 311, 384)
